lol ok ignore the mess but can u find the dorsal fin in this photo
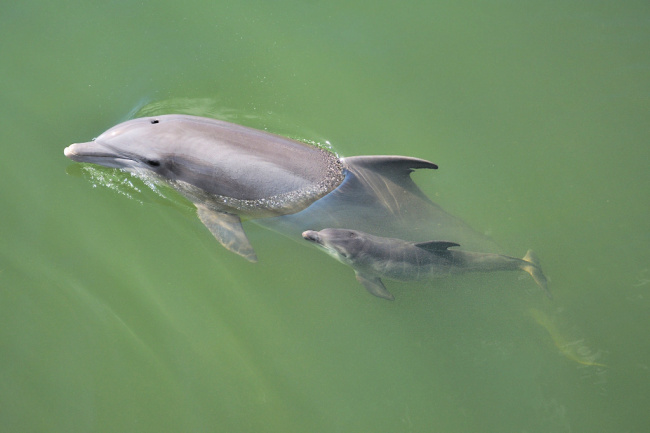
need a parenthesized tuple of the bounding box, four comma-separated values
(342, 155, 438, 177)
(340, 156, 438, 205)
(413, 240, 460, 252)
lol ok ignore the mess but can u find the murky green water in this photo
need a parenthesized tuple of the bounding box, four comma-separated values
(2, 1, 649, 432)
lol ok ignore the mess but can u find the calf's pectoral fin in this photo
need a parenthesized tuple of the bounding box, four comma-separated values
(196, 204, 258, 263)
(355, 272, 395, 301)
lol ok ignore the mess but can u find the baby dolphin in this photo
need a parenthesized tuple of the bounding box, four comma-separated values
(302, 228, 550, 300)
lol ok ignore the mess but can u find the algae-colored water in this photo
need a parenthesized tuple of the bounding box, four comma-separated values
(1, 1, 649, 432)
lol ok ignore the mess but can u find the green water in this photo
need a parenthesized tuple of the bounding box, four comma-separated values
(2, 1, 649, 432)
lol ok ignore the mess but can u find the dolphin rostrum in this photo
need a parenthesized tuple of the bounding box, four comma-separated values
(302, 228, 550, 300)
(67, 114, 497, 262)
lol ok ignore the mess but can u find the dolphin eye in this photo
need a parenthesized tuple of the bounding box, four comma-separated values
(144, 159, 160, 167)
(348, 232, 356, 238)
(150, 119, 159, 124)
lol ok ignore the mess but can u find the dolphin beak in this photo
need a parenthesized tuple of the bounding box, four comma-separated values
(64, 141, 134, 169)
(64, 141, 115, 161)
(63, 143, 84, 161)
(302, 230, 321, 244)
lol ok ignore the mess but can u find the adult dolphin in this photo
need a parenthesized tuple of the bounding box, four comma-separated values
(64, 114, 499, 261)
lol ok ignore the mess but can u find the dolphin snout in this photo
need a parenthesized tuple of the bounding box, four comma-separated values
(63, 141, 115, 162)
(63, 141, 135, 169)
(63, 144, 85, 160)
(302, 230, 321, 243)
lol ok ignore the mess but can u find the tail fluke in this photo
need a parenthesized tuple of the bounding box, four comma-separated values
(521, 250, 552, 299)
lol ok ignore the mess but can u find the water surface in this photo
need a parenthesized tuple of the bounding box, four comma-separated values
(1, 1, 649, 432)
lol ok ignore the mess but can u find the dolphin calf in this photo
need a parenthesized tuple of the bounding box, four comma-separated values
(64, 114, 501, 261)
(302, 228, 550, 300)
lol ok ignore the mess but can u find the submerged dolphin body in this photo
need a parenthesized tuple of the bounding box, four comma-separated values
(64, 114, 499, 261)
(302, 228, 550, 300)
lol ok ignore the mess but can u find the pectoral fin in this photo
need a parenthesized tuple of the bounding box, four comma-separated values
(355, 272, 394, 301)
(196, 204, 258, 262)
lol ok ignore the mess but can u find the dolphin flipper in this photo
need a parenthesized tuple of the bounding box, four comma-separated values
(355, 272, 395, 301)
(196, 204, 258, 262)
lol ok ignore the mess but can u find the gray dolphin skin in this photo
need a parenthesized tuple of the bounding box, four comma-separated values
(64, 114, 503, 263)
(64, 114, 512, 262)
(65, 115, 455, 261)
(65, 115, 348, 262)
(302, 228, 550, 300)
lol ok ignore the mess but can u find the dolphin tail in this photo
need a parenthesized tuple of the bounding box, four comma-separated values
(521, 250, 551, 299)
